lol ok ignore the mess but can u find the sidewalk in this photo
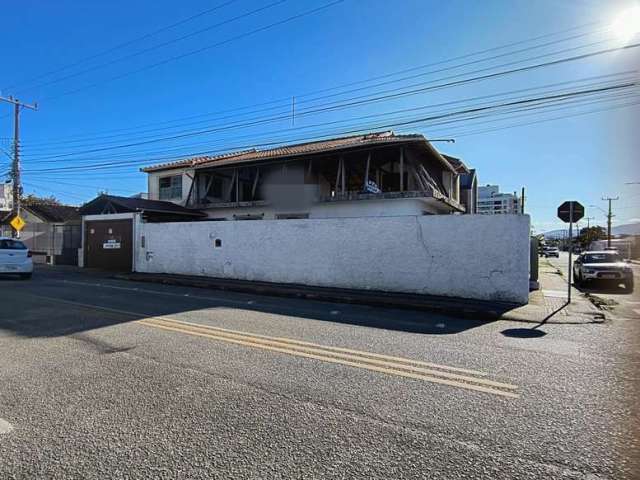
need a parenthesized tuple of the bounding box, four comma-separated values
(513, 259, 606, 324)
(113, 264, 606, 324)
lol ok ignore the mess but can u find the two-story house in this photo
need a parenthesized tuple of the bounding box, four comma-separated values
(141, 131, 472, 220)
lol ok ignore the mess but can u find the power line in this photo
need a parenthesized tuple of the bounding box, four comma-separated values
(38, 0, 345, 103)
(22, 27, 617, 148)
(425, 95, 640, 139)
(0, 96, 38, 238)
(4, 0, 242, 92)
(21, 40, 640, 161)
(21, 81, 638, 174)
(13, 0, 287, 95)
(21, 73, 638, 163)
(22, 181, 91, 202)
(25, 88, 639, 178)
(22, 85, 640, 173)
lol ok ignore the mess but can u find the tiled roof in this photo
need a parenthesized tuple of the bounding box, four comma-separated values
(23, 202, 80, 223)
(141, 131, 440, 173)
(79, 194, 205, 217)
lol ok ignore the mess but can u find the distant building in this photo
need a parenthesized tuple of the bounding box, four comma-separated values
(0, 201, 82, 265)
(477, 185, 520, 215)
(0, 182, 12, 212)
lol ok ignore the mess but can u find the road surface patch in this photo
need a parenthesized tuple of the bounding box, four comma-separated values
(28, 294, 519, 399)
(0, 418, 13, 434)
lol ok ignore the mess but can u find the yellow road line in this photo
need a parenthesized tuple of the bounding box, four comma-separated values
(141, 315, 487, 376)
(140, 320, 519, 399)
(142, 317, 516, 391)
(34, 294, 487, 376)
(32, 294, 518, 398)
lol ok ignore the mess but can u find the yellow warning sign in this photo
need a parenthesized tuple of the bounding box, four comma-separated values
(10, 215, 26, 232)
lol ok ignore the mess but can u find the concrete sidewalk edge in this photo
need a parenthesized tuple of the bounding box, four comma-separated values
(113, 272, 605, 324)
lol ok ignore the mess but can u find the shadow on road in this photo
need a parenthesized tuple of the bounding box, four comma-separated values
(500, 301, 570, 338)
(0, 268, 497, 338)
(573, 282, 633, 296)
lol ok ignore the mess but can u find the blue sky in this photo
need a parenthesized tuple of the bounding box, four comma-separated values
(1, 0, 639, 232)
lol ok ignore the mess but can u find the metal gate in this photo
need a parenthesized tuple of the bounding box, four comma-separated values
(84, 219, 133, 271)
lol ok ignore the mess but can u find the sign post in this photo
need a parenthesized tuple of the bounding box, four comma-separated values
(557, 201, 585, 303)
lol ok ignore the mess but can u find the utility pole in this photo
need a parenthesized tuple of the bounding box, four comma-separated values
(602, 196, 619, 248)
(584, 216, 594, 229)
(520, 186, 525, 214)
(0, 95, 38, 237)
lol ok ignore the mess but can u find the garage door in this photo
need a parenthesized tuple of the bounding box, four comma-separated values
(85, 219, 133, 271)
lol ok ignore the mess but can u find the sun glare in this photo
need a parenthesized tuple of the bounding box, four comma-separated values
(611, 5, 640, 43)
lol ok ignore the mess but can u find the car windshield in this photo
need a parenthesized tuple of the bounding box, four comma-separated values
(582, 253, 622, 263)
(0, 239, 27, 250)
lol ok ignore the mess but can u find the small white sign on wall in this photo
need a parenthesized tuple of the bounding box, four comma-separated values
(103, 239, 121, 249)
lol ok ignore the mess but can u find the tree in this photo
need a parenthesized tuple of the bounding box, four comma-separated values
(578, 226, 606, 249)
(21, 194, 62, 206)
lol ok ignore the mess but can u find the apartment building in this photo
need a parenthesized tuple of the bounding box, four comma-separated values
(478, 185, 520, 215)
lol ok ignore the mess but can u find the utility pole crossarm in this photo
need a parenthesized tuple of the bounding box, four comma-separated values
(0, 95, 38, 111)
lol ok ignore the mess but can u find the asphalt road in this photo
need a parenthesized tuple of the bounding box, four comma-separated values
(547, 252, 640, 319)
(1, 266, 639, 479)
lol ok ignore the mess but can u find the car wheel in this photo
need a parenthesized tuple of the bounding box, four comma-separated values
(575, 271, 583, 287)
(624, 277, 634, 292)
(19, 273, 32, 280)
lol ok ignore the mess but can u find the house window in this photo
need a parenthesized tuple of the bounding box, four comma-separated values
(159, 175, 182, 200)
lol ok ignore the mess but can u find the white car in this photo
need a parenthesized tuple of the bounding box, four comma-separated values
(573, 250, 633, 291)
(0, 237, 33, 279)
(544, 247, 560, 258)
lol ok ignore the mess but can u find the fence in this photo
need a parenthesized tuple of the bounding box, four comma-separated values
(0, 223, 81, 265)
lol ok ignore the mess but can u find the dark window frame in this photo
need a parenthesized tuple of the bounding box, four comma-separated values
(159, 175, 182, 200)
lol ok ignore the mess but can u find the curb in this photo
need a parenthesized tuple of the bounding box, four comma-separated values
(113, 272, 522, 321)
(111, 272, 604, 324)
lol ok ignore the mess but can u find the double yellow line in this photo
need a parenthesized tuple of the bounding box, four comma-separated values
(33, 295, 519, 398)
(139, 316, 519, 399)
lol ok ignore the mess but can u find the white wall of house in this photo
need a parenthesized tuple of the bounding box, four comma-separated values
(147, 168, 194, 205)
(197, 197, 453, 220)
(135, 214, 530, 304)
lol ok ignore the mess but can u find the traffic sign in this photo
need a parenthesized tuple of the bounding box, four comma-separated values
(557, 201, 584, 223)
(9, 215, 26, 232)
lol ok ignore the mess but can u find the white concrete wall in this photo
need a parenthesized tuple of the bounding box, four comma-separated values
(136, 214, 531, 304)
(199, 197, 452, 221)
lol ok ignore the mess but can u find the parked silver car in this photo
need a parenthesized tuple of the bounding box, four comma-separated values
(573, 251, 633, 291)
